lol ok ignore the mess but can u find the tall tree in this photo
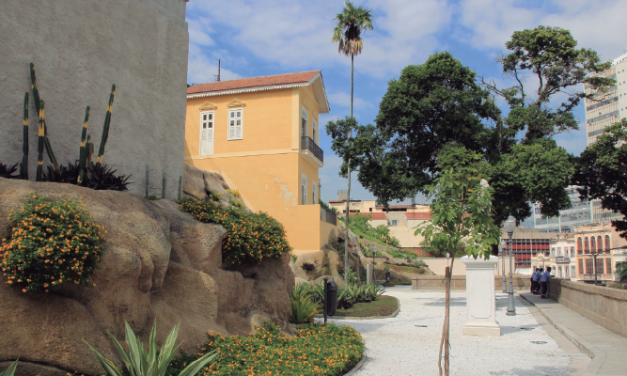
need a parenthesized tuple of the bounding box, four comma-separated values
(574, 120, 627, 239)
(331, 0, 373, 283)
(353, 51, 504, 205)
(417, 144, 501, 376)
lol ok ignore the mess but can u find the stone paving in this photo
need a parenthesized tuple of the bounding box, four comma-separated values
(323, 287, 578, 376)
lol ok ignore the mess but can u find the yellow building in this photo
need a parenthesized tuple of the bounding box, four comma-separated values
(184, 71, 338, 254)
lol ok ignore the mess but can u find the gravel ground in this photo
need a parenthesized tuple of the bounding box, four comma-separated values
(322, 287, 572, 376)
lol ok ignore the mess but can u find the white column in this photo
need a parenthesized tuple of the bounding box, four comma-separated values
(461, 255, 500, 337)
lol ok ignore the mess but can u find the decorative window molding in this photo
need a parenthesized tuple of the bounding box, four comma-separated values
(227, 99, 246, 108)
(227, 108, 244, 140)
(199, 101, 217, 111)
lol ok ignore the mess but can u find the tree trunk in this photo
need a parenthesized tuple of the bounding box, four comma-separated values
(438, 257, 455, 376)
(344, 54, 355, 285)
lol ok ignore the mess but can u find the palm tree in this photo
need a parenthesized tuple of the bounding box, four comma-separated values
(332, 0, 373, 284)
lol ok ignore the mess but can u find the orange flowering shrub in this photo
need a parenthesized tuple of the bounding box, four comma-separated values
(0, 194, 105, 292)
(168, 322, 365, 376)
(178, 198, 291, 267)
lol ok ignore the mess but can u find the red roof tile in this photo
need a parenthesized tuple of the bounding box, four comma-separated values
(187, 71, 321, 95)
(406, 212, 432, 220)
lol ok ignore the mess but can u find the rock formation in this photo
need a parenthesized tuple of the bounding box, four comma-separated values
(0, 177, 293, 376)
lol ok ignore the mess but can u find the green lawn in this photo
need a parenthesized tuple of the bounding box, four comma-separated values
(350, 226, 392, 248)
(332, 295, 398, 318)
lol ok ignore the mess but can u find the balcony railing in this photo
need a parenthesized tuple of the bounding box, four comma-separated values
(555, 256, 570, 264)
(301, 136, 324, 163)
(320, 206, 337, 226)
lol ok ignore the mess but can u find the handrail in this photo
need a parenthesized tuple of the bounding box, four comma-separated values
(301, 136, 324, 163)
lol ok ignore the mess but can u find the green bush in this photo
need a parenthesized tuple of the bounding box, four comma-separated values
(1, 194, 105, 292)
(207, 191, 221, 202)
(228, 199, 243, 209)
(290, 297, 320, 324)
(177, 198, 291, 267)
(386, 248, 418, 260)
(225, 189, 240, 198)
(85, 320, 217, 376)
(167, 322, 364, 376)
(292, 281, 385, 310)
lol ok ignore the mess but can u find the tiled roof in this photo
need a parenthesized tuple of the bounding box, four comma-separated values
(187, 71, 321, 95)
(369, 212, 387, 220)
(406, 212, 432, 220)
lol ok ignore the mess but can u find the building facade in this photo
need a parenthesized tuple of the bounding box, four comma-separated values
(185, 71, 338, 254)
(572, 223, 627, 283)
(327, 197, 432, 250)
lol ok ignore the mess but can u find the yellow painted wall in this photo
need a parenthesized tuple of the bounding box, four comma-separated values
(185, 85, 335, 252)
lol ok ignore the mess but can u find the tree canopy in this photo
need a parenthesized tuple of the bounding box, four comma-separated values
(574, 120, 627, 239)
(330, 26, 615, 226)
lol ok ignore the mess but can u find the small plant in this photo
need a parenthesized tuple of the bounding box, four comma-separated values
(345, 266, 360, 285)
(290, 297, 321, 324)
(207, 191, 221, 202)
(323, 264, 330, 272)
(0, 360, 18, 376)
(0, 161, 19, 179)
(384, 264, 390, 271)
(145, 195, 160, 201)
(301, 262, 315, 272)
(290, 254, 298, 263)
(225, 189, 240, 198)
(228, 199, 243, 209)
(1, 194, 105, 292)
(85, 320, 217, 376)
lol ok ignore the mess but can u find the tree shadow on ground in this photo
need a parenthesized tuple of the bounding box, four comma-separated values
(499, 323, 542, 336)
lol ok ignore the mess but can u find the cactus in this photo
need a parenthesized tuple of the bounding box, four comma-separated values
(36, 100, 45, 181)
(29, 63, 59, 172)
(86, 135, 94, 164)
(96, 84, 115, 168)
(21, 92, 29, 179)
(78, 106, 91, 184)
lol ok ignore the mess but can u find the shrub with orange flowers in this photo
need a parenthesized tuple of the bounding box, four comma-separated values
(167, 321, 365, 376)
(0, 194, 105, 292)
(178, 198, 291, 267)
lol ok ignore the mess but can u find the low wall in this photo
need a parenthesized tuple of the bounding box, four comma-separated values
(548, 279, 627, 338)
(412, 275, 531, 291)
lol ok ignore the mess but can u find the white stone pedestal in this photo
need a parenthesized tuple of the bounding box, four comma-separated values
(461, 255, 500, 336)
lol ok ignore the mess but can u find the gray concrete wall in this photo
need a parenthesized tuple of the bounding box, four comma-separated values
(548, 279, 627, 338)
(412, 275, 531, 291)
(0, 0, 188, 200)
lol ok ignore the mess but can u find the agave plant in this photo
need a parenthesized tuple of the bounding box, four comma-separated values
(0, 161, 19, 179)
(0, 360, 18, 376)
(84, 321, 217, 376)
(290, 297, 321, 324)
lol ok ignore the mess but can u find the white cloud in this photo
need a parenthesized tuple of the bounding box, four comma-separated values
(186, 0, 452, 78)
(456, 0, 627, 62)
(327, 92, 370, 109)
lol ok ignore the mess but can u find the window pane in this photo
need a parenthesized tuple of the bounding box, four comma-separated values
(208, 121, 213, 128)
(230, 120, 234, 126)
(209, 114, 213, 120)
(203, 114, 207, 120)
(231, 112, 234, 118)
(236, 111, 241, 117)
(237, 120, 241, 125)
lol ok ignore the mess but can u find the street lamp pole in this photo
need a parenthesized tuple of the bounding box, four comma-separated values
(501, 239, 507, 293)
(505, 216, 516, 316)
(371, 246, 376, 285)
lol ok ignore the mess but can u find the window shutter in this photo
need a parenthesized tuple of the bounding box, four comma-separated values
(235, 110, 242, 139)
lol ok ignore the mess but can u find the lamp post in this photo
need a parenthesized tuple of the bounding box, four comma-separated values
(371, 246, 376, 284)
(505, 216, 516, 316)
(501, 239, 507, 293)
(446, 252, 450, 267)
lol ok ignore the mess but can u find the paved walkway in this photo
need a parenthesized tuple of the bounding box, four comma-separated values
(321, 287, 580, 375)
(520, 292, 627, 376)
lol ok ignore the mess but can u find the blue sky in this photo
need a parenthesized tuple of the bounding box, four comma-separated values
(185, 0, 627, 204)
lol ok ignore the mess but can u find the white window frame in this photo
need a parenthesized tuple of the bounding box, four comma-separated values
(301, 174, 308, 205)
(312, 118, 317, 143)
(312, 181, 316, 205)
(199, 110, 215, 156)
(391, 220, 398, 226)
(301, 107, 308, 139)
(227, 108, 244, 140)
